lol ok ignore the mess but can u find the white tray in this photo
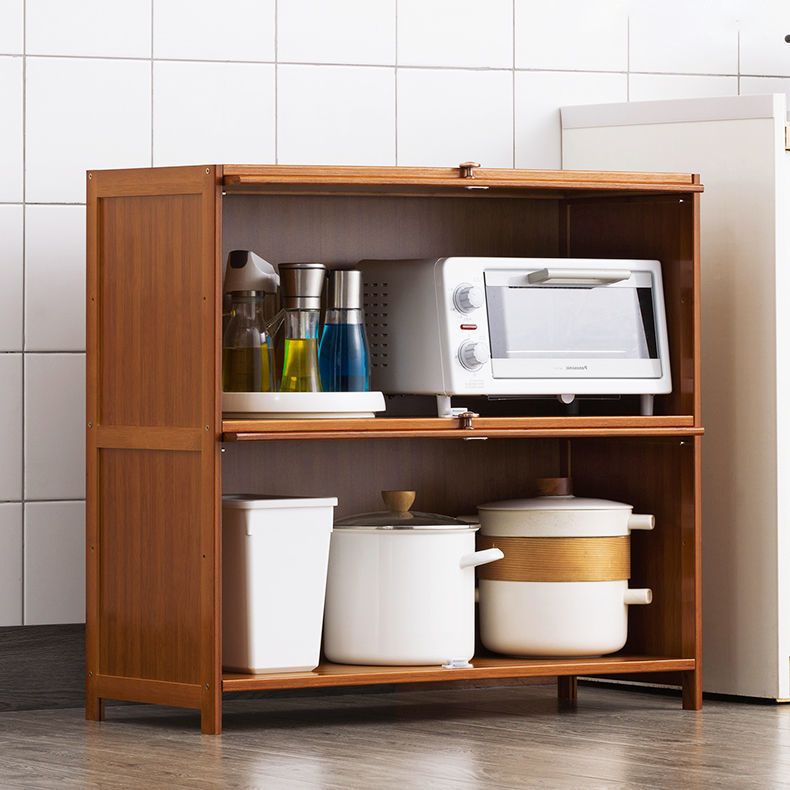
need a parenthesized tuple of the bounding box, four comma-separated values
(222, 391, 386, 419)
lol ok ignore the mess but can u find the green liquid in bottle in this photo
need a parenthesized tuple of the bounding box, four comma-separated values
(222, 345, 272, 392)
(281, 338, 322, 392)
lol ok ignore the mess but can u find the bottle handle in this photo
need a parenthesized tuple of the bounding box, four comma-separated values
(265, 308, 286, 338)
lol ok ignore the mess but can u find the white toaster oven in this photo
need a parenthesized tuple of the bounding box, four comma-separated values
(358, 257, 671, 417)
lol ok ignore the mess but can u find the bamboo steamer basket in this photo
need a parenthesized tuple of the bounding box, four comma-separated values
(476, 478, 654, 657)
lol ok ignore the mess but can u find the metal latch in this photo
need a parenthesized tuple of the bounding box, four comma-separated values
(459, 161, 480, 178)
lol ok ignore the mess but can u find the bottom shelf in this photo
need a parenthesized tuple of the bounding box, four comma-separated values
(222, 655, 694, 692)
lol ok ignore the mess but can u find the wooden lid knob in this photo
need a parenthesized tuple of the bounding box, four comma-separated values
(535, 477, 573, 497)
(381, 490, 416, 513)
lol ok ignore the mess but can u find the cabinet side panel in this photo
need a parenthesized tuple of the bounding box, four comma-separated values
(86, 167, 221, 724)
(99, 449, 202, 682)
(98, 194, 204, 428)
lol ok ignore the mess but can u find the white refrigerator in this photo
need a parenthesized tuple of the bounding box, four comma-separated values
(562, 93, 790, 700)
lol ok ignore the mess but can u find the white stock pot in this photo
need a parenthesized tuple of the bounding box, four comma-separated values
(476, 478, 654, 657)
(323, 490, 503, 666)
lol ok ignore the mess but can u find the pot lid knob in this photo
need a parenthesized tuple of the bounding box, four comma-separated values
(535, 477, 573, 497)
(381, 490, 416, 514)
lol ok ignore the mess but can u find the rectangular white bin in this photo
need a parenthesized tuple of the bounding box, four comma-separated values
(222, 495, 337, 674)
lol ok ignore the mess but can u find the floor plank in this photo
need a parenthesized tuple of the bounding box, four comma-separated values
(0, 685, 788, 789)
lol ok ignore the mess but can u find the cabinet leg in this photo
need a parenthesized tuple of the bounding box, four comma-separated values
(558, 676, 578, 706)
(682, 670, 702, 710)
(86, 695, 104, 722)
(201, 698, 222, 735)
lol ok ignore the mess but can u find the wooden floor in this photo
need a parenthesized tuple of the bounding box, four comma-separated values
(0, 685, 788, 789)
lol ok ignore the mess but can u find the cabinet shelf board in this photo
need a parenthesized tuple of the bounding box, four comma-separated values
(222, 655, 695, 692)
(222, 415, 701, 442)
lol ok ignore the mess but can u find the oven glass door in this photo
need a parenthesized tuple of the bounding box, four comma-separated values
(484, 270, 661, 379)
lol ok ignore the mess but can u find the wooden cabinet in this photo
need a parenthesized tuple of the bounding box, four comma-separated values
(86, 164, 703, 734)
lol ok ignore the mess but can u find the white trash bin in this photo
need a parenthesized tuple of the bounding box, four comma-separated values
(222, 495, 337, 674)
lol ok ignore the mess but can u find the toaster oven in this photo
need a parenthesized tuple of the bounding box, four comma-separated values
(358, 257, 671, 417)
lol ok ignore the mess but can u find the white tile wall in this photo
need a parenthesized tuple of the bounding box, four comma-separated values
(629, 0, 739, 75)
(515, 0, 628, 72)
(24, 501, 84, 625)
(739, 1, 790, 77)
(0, 56, 23, 202)
(398, 69, 513, 167)
(398, 0, 512, 68)
(26, 57, 151, 203)
(0, 0, 23, 54)
(278, 65, 395, 165)
(154, 0, 274, 62)
(0, 354, 22, 502)
(24, 354, 85, 501)
(629, 74, 738, 102)
(0, 206, 23, 351)
(25, 206, 86, 352)
(26, 0, 151, 58)
(740, 76, 790, 101)
(515, 71, 627, 169)
(3, 0, 789, 625)
(0, 504, 23, 626)
(153, 61, 275, 166)
(279, 0, 394, 65)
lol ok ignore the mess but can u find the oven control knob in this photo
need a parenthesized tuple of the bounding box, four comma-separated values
(453, 285, 484, 313)
(458, 340, 489, 371)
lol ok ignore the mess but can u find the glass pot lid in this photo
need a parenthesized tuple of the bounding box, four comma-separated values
(334, 490, 472, 531)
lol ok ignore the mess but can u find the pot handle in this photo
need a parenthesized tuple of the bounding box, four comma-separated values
(624, 588, 653, 606)
(627, 514, 655, 532)
(460, 547, 504, 569)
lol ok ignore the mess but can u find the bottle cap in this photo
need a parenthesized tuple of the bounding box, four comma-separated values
(279, 262, 326, 309)
(223, 251, 280, 295)
(327, 269, 363, 310)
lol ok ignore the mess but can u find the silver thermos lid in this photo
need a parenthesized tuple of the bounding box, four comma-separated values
(278, 262, 327, 309)
(326, 269, 363, 310)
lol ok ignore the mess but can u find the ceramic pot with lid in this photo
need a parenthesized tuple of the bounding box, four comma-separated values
(323, 490, 503, 666)
(476, 478, 654, 657)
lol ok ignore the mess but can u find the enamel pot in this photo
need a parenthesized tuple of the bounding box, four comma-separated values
(476, 477, 653, 657)
(323, 490, 503, 666)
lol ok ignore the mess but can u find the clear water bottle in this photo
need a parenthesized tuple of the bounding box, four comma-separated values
(319, 270, 370, 392)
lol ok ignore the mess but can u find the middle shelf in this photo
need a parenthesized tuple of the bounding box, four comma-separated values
(222, 415, 702, 442)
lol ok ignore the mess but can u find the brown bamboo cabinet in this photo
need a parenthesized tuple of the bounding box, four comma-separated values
(86, 164, 703, 734)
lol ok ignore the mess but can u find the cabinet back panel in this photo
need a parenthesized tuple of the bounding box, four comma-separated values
(566, 196, 698, 419)
(571, 436, 699, 663)
(222, 195, 561, 269)
(222, 438, 560, 519)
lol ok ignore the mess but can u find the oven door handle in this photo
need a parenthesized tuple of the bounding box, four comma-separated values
(526, 268, 632, 286)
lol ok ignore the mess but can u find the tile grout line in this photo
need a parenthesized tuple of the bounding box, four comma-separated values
(150, 0, 154, 166)
(274, 0, 278, 164)
(8, 51, 790, 81)
(21, 0, 26, 626)
(626, 15, 630, 101)
(512, 0, 515, 168)
(394, 0, 398, 165)
(737, 30, 741, 95)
